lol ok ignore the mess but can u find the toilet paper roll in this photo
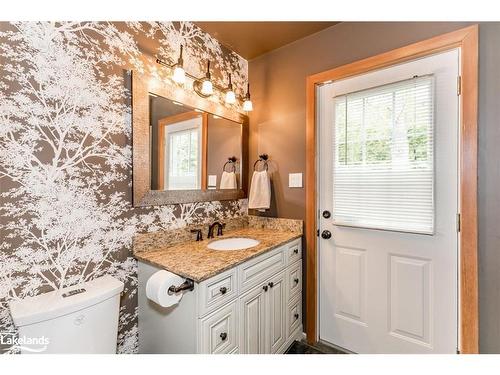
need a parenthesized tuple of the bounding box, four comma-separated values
(146, 270, 185, 308)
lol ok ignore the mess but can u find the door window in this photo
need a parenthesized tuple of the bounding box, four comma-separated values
(333, 76, 434, 234)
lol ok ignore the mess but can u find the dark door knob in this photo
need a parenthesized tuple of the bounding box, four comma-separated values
(263, 285, 268, 292)
(294, 278, 300, 284)
(219, 286, 227, 295)
(268, 282, 274, 288)
(294, 313, 300, 320)
(322, 210, 331, 219)
(220, 332, 227, 341)
(321, 230, 332, 239)
(293, 248, 299, 254)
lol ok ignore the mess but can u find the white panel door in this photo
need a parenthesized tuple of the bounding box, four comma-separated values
(318, 50, 459, 353)
(239, 284, 266, 353)
(266, 271, 286, 353)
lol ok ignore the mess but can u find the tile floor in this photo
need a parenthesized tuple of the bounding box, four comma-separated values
(284, 340, 349, 354)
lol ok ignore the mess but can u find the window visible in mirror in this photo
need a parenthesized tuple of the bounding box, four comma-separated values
(165, 117, 202, 190)
(149, 93, 244, 193)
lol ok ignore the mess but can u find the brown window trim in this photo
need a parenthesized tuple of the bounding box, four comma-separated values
(156, 111, 208, 191)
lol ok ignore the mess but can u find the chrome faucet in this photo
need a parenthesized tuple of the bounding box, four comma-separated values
(207, 221, 226, 239)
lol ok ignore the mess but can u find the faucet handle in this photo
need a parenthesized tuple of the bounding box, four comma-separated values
(217, 222, 226, 236)
(190, 229, 203, 241)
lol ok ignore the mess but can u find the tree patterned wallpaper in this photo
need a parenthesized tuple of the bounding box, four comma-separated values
(0, 22, 249, 354)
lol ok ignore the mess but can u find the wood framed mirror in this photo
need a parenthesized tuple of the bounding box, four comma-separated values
(132, 71, 248, 206)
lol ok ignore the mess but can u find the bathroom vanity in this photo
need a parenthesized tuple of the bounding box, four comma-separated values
(134, 216, 303, 354)
(130, 67, 303, 354)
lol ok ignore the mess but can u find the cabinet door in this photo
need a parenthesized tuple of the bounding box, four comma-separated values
(198, 267, 238, 317)
(239, 284, 266, 354)
(199, 302, 238, 354)
(266, 271, 287, 353)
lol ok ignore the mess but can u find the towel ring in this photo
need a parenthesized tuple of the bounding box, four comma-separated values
(223, 156, 237, 173)
(253, 154, 269, 171)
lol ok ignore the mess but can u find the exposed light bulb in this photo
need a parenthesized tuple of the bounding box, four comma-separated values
(201, 79, 213, 95)
(243, 83, 253, 111)
(224, 74, 236, 104)
(199, 60, 213, 96)
(172, 44, 185, 84)
(243, 99, 253, 112)
(172, 66, 185, 84)
(225, 90, 236, 104)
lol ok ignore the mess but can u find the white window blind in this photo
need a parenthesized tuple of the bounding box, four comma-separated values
(165, 119, 202, 190)
(333, 75, 435, 234)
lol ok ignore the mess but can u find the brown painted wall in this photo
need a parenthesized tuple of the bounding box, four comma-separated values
(249, 22, 500, 353)
(477, 22, 500, 354)
(207, 116, 242, 188)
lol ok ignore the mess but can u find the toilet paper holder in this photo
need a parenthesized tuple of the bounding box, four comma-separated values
(168, 278, 194, 295)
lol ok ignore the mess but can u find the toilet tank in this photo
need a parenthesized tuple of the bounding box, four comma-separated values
(8, 275, 124, 354)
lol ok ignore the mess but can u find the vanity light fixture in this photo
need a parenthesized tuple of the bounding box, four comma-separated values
(200, 61, 214, 96)
(225, 74, 237, 104)
(171, 45, 186, 84)
(156, 47, 253, 111)
(242, 83, 253, 112)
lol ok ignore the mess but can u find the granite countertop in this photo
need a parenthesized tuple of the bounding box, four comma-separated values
(134, 218, 302, 283)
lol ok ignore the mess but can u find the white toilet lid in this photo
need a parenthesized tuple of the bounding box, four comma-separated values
(8, 275, 124, 326)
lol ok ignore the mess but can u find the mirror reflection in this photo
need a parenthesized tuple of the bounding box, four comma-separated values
(150, 94, 242, 191)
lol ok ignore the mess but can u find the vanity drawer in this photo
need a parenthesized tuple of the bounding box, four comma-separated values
(287, 260, 302, 302)
(286, 239, 302, 265)
(286, 295, 302, 339)
(238, 246, 286, 293)
(198, 268, 238, 317)
(199, 301, 238, 354)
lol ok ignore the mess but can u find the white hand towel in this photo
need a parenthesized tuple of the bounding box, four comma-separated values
(248, 170, 271, 210)
(220, 171, 237, 189)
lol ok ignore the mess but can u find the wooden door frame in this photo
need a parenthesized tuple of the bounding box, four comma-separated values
(156, 111, 208, 190)
(305, 25, 479, 353)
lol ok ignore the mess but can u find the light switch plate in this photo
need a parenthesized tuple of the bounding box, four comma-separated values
(288, 173, 303, 188)
(208, 175, 217, 188)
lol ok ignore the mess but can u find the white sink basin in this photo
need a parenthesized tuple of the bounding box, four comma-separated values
(207, 237, 260, 251)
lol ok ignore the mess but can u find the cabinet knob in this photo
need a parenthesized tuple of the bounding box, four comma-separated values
(293, 248, 299, 254)
(268, 282, 274, 288)
(219, 286, 227, 295)
(294, 278, 299, 284)
(294, 313, 299, 320)
(220, 332, 227, 341)
(262, 285, 268, 292)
